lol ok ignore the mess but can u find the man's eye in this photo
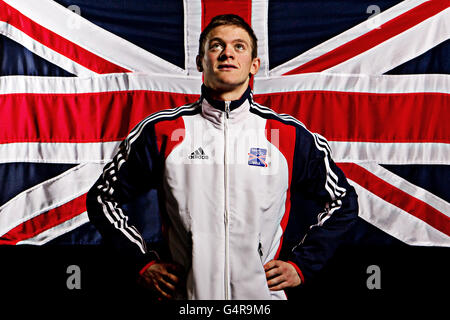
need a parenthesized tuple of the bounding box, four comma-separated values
(211, 43, 223, 50)
(235, 43, 245, 50)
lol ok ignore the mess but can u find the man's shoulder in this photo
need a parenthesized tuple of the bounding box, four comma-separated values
(143, 100, 202, 126)
(125, 100, 201, 142)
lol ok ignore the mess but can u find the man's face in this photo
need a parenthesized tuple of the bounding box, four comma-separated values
(198, 25, 260, 95)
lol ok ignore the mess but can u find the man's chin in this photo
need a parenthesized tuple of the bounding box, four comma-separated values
(214, 79, 248, 91)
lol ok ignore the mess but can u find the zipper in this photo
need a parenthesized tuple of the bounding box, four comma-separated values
(224, 101, 230, 300)
(258, 233, 263, 260)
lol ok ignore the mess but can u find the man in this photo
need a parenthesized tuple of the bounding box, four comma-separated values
(86, 14, 358, 300)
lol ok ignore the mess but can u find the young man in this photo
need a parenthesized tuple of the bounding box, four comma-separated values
(87, 14, 358, 300)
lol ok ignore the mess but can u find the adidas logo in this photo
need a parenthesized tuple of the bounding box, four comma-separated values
(189, 147, 209, 160)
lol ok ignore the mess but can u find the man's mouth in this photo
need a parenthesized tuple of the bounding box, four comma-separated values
(218, 64, 238, 70)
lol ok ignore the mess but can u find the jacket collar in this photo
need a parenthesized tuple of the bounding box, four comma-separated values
(200, 84, 252, 127)
(201, 84, 252, 112)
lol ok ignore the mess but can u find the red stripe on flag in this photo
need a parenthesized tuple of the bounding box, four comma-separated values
(283, 0, 449, 75)
(337, 162, 450, 237)
(255, 91, 450, 143)
(2, 91, 448, 144)
(0, 1, 130, 74)
(0, 194, 87, 245)
(0, 91, 198, 143)
(201, 0, 252, 29)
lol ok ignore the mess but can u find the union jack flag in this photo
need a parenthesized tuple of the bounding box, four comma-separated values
(0, 0, 449, 250)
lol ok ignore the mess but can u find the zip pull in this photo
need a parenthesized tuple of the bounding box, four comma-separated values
(258, 233, 263, 258)
(258, 242, 263, 257)
(225, 101, 230, 119)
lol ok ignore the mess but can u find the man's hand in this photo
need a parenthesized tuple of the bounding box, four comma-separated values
(138, 262, 184, 300)
(264, 260, 301, 291)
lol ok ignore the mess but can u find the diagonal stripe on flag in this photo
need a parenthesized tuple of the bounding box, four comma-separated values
(338, 162, 450, 237)
(0, 0, 130, 74)
(0, 163, 102, 237)
(0, 194, 87, 245)
(283, 0, 449, 75)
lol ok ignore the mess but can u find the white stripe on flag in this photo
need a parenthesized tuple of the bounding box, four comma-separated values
(0, 22, 95, 76)
(0, 142, 121, 164)
(15, 212, 90, 245)
(0, 72, 202, 95)
(183, 0, 202, 76)
(0, 163, 103, 237)
(3, 0, 186, 75)
(253, 73, 450, 95)
(329, 142, 450, 165)
(350, 179, 450, 247)
(268, 0, 429, 76)
(252, 0, 270, 77)
(1, 73, 447, 96)
(327, 8, 450, 75)
(358, 162, 450, 219)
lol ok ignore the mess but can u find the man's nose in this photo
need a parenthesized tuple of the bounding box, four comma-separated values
(219, 45, 234, 61)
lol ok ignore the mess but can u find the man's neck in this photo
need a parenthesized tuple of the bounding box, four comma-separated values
(204, 82, 249, 101)
(201, 84, 251, 113)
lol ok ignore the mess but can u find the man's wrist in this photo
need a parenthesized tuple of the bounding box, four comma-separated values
(287, 261, 305, 284)
(139, 260, 157, 276)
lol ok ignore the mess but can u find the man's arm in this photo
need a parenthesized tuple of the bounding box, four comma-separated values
(86, 127, 160, 268)
(285, 128, 359, 284)
(264, 126, 358, 290)
(87, 123, 184, 299)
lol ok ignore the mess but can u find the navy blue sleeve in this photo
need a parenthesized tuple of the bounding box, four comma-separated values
(287, 126, 359, 283)
(86, 124, 161, 272)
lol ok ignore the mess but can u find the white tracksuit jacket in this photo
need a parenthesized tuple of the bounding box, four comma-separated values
(87, 85, 358, 300)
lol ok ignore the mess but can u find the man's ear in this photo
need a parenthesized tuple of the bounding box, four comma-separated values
(196, 55, 203, 72)
(250, 57, 261, 76)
